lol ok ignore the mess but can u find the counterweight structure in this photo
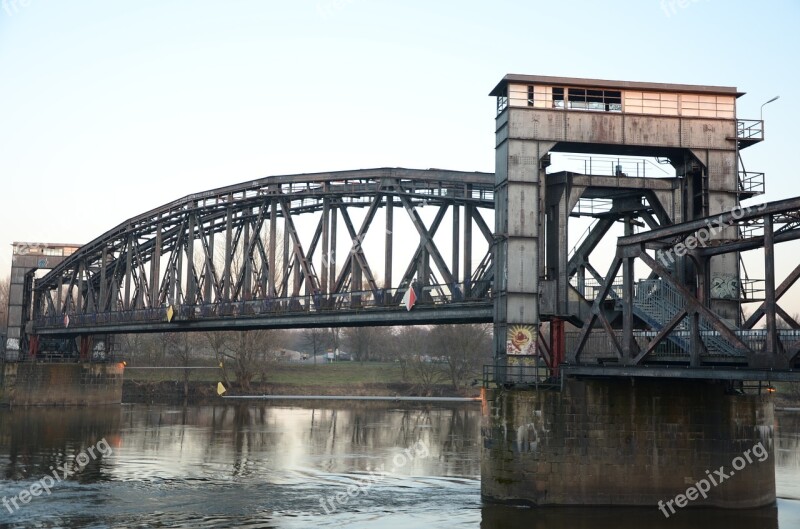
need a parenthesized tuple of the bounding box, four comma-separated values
(491, 74, 799, 375)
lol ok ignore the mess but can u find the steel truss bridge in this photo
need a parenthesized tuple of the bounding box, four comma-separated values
(30, 168, 495, 343)
(21, 168, 800, 376)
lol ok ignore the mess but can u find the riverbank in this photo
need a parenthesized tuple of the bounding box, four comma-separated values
(122, 380, 481, 404)
(122, 361, 481, 404)
(121, 364, 800, 405)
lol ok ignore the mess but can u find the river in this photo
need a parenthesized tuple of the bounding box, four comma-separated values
(0, 403, 798, 528)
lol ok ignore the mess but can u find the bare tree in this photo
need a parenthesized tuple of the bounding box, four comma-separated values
(118, 333, 168, 365)
(303, 327, 329, 364)
(203, 330, 232, 386)
(429, 324, 492, 390)
(776, 313, 800, 330)
(116, 333, 149, 365)
(408, 356, 448, 394)
(160, 332, 206, 398)
(392, 326, 428, 381)
(162, 332, 194, 398)
(204, 330, 286, 390)
(327, 327, 341, 355)
(393, 326, 448, 394)
(343, 326, 391, 362)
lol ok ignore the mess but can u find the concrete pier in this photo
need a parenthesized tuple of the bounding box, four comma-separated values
(481, 378, 775, 508)
(0, 363, 124, 406)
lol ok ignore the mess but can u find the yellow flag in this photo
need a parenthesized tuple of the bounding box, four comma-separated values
(166, 305, 174, 322)
(217, 382, 227, 396)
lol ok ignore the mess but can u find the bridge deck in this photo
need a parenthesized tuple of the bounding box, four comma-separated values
(35, 299, 493, 335)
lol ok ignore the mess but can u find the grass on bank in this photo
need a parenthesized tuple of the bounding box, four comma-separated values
(124, 361, 406, 387)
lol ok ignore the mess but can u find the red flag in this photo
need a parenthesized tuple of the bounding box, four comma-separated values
(402, 286, 416, 311)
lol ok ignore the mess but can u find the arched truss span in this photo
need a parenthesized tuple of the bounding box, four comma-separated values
(33, 168, 496, 334)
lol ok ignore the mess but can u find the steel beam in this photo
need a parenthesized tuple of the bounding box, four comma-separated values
(619, 197, 800, 247)
(321, 196, 330, 294)
(568, 257, 623, 363)
(385, 196, 393, 290)
(567, 216, 616, 277)
(397, 194, 455, 287)
(452, 204, 460, 287)
(744, 251, 800, 329)
(34, 303, 493, 335)
(764, 215, 778, 356)
(561, 365, 800, 382)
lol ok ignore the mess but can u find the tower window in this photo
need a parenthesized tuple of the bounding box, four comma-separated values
(497, 95, 508, 114)
(567, 88, 622, 112)
(553, 87, 565, 108)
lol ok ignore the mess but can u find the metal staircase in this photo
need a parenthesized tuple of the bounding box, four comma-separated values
(633, 279, 740, 357)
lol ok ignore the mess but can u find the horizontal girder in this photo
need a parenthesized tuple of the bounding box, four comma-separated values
(34, 302, 493, 335)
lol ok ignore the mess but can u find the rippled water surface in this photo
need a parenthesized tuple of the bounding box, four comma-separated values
(0, 403, 798, 528)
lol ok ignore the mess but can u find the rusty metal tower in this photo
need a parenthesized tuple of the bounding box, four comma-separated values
(483, 74, 799, 509)
(490, 74, 798, 375)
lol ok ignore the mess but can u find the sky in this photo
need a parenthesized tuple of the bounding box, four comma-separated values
(1, 0, 799, 313)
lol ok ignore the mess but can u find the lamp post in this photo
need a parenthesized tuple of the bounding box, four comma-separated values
(760, 95, 779, 121)
(759, 96, 779, 139)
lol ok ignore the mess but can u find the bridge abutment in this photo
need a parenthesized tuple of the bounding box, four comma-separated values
(481, 378, 775, 509)
(0, 363, 124, 406)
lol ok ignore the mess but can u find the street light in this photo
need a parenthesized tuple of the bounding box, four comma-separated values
(760, 95, 780, 121)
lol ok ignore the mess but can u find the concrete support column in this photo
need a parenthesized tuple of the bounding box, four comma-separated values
(5, 244, 77, 362)
(549, 319, 564, 375)
(5, 262, 28, 360)
(692, 149, 741, 324)
(1, 362, 124, 406)
(493, 125, 551, 363)
(482, 380, 775, 507)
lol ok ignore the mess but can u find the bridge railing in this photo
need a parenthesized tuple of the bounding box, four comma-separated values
(737, 119, 764, 141)
(482, 362, 555, 389)
(34, 281, 493, 330)
(565, 328, 800, 364)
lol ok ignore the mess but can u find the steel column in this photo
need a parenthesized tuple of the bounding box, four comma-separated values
(321, 197, 330, 294)
(269, 200, 277, 297)
(452, 204, 460, 289)
(764, 214, 778, 355)
(385, 196, 393, 291)
(464, 203, 473, 295)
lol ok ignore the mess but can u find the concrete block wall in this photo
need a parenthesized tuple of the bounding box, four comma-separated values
(1, 363, 124, 406)
(481, 378, 775, 508)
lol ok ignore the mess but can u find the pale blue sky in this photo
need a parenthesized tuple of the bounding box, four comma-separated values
(1, 0, 799, 310)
